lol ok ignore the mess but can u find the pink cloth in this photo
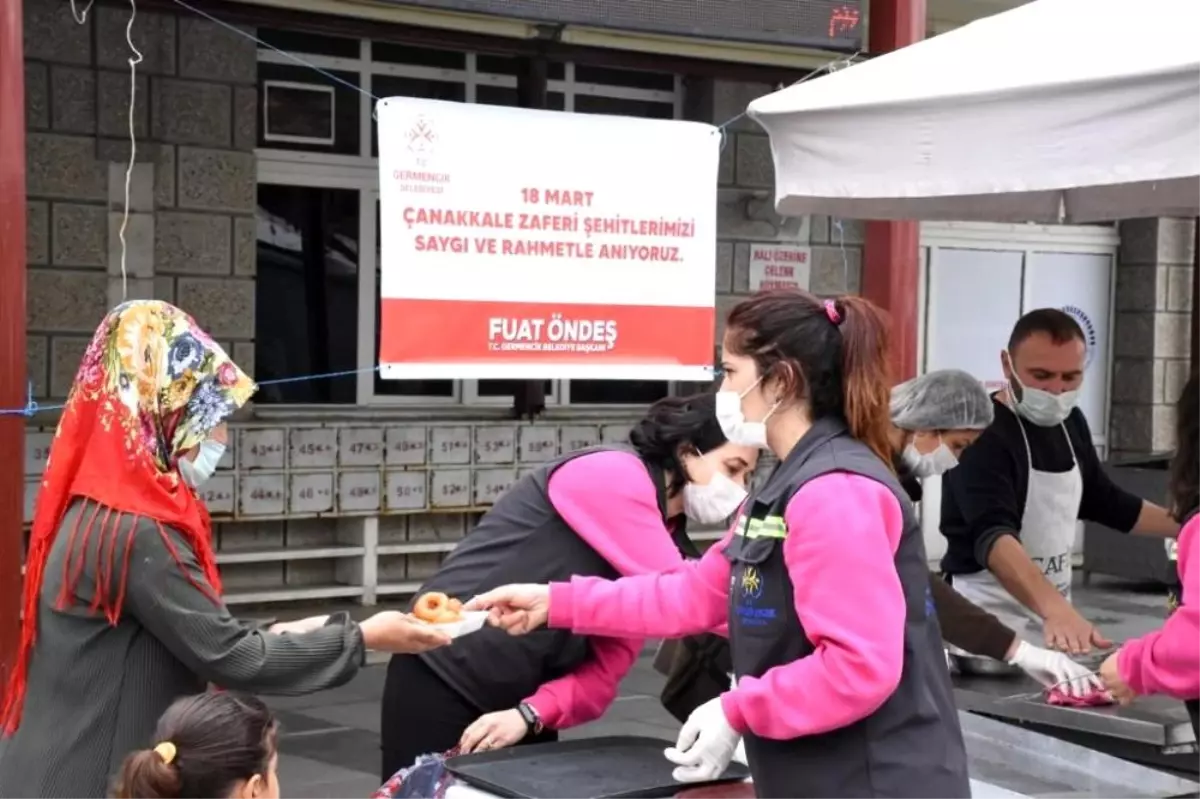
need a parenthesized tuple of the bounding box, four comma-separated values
(1117, 515, 1200, 700)
(548, 472, 908, 740)
(1046, 687, 1113, 707)
(522, 450, 710, 730)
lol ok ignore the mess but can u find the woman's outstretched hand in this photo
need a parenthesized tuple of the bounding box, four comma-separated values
(465, 584, 551, 635)
(359, 611, 452, 653)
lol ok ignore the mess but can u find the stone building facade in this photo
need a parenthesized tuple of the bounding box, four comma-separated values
(21, 0, 856, 607)
(1110, 217, 1196, 460)
(25, 0, 257, 401)
(18, 0, 1192, 609)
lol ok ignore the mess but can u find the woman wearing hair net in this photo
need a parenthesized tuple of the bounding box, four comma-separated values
(891, 369, 1101, 696)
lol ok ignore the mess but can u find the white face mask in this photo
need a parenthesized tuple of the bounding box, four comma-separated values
(179, 440, 226, 488)
(901, 440, 959, 478)
(1006, 353, 1078, 427)
(715, 378, 779, 450)
(682, 465, 748, 525)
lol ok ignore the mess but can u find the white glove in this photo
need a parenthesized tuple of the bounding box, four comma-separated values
(1008, 640, 1103, 697)
(663, 697, 740, 783)
(726, 674, 747, 767)
(732, 738, 748, 765)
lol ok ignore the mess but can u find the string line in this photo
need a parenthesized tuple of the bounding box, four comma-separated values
(5, 2, 862, 419)
(0, 366, 385, 418)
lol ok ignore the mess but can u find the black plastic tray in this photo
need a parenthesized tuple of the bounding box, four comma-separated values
(444, 735, 750, 798)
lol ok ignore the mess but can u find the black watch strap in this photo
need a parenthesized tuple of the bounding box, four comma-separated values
(517, 702, 543, 734)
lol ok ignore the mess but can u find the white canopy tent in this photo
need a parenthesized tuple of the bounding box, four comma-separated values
(746, 0, 1200, 223)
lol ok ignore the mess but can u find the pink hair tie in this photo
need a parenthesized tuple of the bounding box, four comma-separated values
(824, 299, 842, 326)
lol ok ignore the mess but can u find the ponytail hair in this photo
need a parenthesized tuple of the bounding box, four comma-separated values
(828, 295, 893, 464)
(725, 289, 895, 465)
(112, 692, 277, 799)
(113, 747, 182, 799)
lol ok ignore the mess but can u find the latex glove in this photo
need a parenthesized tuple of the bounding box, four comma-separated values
(731, 737, 748, 766)
(726, 675, 747, 767)
(1008, 640, 1103, 698)
(663, 697, 740, 783)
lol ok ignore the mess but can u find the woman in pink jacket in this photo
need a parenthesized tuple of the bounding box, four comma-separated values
(1101, 371, 1198, 737)
(379, 393, 756, 781)
(471, 289, 971, 798)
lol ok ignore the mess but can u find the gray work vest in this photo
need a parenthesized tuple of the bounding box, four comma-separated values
(417, 446, 678, 713)
(724, 417, 970, 798)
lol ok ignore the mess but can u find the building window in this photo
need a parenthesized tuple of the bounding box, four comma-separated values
(255, 31, 684, 407)
(255, 184, 359, 404)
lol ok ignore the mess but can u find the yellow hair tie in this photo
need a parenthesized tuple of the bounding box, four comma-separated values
(153, 742, 177, 765)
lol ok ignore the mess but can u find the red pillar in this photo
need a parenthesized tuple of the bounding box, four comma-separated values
(0, 0, 27, 679)
(862, 0, 926, 382)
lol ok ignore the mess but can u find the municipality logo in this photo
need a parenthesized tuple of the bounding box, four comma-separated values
(1061, 305, 1097, 369)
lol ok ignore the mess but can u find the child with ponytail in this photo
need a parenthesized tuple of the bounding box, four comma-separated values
(113, 693, 279, 799)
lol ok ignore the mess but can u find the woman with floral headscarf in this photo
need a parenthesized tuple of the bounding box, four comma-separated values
(0, 301, 449, 798)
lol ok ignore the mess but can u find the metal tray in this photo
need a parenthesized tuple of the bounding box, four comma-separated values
(444, 736, 750, 798)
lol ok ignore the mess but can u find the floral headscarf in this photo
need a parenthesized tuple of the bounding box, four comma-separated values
(2, 301, 256, 734)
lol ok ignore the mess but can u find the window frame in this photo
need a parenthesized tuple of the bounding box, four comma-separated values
(255, 36, 685, 408)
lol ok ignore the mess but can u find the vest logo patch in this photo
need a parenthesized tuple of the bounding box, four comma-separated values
(741, 567, 763, 600)
(734, 565, 776, 626)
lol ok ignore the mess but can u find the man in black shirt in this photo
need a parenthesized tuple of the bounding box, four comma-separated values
(940, 309, 1180, 655)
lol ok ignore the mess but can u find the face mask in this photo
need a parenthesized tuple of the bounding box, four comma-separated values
(683, 467, 748, 525)
(715, 378, 779, 450)
(901, 440, 959, 478)
(179, 440, 225, 488)
(1006, 352, 1078, 427)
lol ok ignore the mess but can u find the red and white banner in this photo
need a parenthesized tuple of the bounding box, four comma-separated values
(376, 97, 720, 381)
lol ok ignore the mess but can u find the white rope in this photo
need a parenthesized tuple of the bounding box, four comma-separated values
(69, 0, 94, 23)
(119, 0, 145, 301)
(68, 0, 141, 301)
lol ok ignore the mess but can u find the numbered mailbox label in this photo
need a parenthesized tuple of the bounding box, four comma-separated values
(23, 480, 40, 524)
(601, 425, 630, 445)
(200, 474, 236, 515)
(474, 468, 517, 506)
(386, 470, 427, 511)
(386, 426, 427, 466)
(519, 427, 559, 463)
(430, 426, 472, 465)
(561, 426, 600, 454)
(474, 427, 516, 464)
(240, 429, 286, 470)
(24, 432, 53, 476)
(239, 473, 287, 516)
(340, 427, 385, 467)
(289, 428, 337, 469)
(339, 471, 381, 513)
(290, 472, 334, 514)
(431, 469, 472, 508)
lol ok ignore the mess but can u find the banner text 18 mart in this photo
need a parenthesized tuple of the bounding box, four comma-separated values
(376, 97, 720, 382)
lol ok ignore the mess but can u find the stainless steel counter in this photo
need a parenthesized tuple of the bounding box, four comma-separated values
(440, 715, 1200, 799)
(952, 672, 1197, 752)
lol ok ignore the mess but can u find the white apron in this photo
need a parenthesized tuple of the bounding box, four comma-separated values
(953, 418, 1082, 644)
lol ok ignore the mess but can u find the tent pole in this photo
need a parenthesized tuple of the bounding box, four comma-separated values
(0, 0, 27, 681)
(861, 0, 926, 383)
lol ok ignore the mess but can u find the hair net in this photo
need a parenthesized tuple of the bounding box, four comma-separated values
(890, 369, 994, 431)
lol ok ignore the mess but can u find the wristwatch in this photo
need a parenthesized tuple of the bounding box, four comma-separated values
(517, 702, 544, 735)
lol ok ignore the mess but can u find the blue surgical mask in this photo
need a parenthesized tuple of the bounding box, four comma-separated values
(179, 440, 226, 488)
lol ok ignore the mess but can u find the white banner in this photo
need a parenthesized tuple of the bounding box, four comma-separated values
(376, 97, 720, 381)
